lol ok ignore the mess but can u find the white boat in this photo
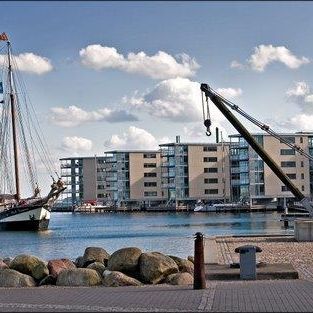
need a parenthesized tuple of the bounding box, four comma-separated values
(0, 33, 65, 230)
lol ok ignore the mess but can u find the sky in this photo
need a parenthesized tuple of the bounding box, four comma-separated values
(1, 1, 313, 194)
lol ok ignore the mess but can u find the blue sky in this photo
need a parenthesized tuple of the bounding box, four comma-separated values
(1, 1, 313, 193)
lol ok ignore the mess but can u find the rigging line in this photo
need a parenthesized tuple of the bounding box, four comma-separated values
(12, 57, 55, 172)
(13, 71, 38, 183)
(208, 87, 313, 162)
(11, 54, 56, 176)
(12, 74, 36, 190)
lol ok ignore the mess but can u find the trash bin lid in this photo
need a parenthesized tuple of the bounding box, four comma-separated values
(234, 245, 262, 253)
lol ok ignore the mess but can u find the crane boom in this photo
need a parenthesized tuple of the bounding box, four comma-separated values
(200, 83, 313, 216)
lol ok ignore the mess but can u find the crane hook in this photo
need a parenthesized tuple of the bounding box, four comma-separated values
(204, 119, 212, 136)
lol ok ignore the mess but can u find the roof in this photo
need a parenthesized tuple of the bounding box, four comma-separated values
(159, 142, 230, 147)
(103, 150, 160, 154)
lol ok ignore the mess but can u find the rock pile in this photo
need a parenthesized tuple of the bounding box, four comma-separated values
(0, 247, 194, 287)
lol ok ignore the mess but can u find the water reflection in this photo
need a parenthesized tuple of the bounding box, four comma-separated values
(0, 211, 292, 259)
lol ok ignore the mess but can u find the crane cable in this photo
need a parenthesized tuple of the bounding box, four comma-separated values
(201, 90, 212, 136)
(202, 85, 313, 162)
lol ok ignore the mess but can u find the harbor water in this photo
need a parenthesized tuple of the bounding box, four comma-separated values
(1, 211, 292, 260)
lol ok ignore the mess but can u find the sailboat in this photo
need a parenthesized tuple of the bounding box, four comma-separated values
(0, 33, 65, 231)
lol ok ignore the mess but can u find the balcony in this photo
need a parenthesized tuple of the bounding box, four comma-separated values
(105, 157, 117, 163)
(106, 186, 118, 191)
(162, 172, 175, 178)
(161, 162, 175, 167)
(60, 164, 72, 168)
(231, 167, 240, 174)
(161, 150, 175, 157)
(162, 183, 176, 188)
(105, 176, 118, 182)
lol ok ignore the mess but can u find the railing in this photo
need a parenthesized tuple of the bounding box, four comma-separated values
(162, 183, 176, 188)
(230, 167, 240, 174)
(162, 172, 175, 178)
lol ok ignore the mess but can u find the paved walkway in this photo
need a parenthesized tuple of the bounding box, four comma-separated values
(1, 280, 313, 312)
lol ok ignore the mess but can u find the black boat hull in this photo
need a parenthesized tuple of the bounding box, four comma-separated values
(0, 218, 49, 231)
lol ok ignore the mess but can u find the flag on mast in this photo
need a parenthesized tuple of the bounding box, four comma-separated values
(0, 33, 8, 41)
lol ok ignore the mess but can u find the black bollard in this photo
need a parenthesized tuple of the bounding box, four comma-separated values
(193, 232, 206, 289)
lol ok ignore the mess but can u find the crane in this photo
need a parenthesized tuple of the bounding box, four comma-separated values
(200, 83, 313, 216)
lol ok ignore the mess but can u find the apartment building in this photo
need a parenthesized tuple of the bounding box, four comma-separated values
(159, 139, 231, 205)
(229, 132, 313, 206)
(60, 156, 106, 207)
(103, 150, 163, 207)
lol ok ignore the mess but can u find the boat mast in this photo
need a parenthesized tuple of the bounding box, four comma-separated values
(7, 40, 20, 201)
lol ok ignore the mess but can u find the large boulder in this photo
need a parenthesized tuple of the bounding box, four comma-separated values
(38, 274, 56, 286)
(139, 252, 179, 284)
(82, 247, 110, 267)
(107, 247, 142, 274)
(0, 259, 9, 270)
(168, 255, 194, 274)
(165, 272, 194, 286)
(87, 262, 106, 276)
(187, 256, 194, 263)
(75, 256, 84, 268)
(0, 269, 36, 287)
(56, 268, 101, 286)
(102, 270, 143, 287)
(3, 257, 12, 267)
(48, 259, 76, 278)
(10, 254, 49, 281)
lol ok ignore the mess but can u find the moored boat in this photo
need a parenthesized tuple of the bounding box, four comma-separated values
(0, 33, 65, 231)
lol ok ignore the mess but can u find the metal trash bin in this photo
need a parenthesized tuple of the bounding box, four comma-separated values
(234, 245, 262, 280)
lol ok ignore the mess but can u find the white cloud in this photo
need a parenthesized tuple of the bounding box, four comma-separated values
(249, 45, 310, 72)
(231, 45, 309, 72)
(105, 126, 170, 150)
(79, 45, 199, 79)
(61, 136, 93, 152)
(286, 81, 313, 113)
(50, 105, 138, 127)
(286, 81, 310, 98)
(125, 77, 242, 123)
(0, 52, 53, 74)
(216, 88, 242, 99)
(272, 82, 313, 132)
(230, 60, 244, 70)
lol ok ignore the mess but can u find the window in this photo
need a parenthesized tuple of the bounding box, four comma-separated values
(205, 189, 219, 194)
(144, 182, 157, 187)
(97, 185, 105, 189)
(204, 178, 218, 184)
(301, 173, 305, 179)
(144, 172, 157, 177)
(143, 153, 156, 158)
(302, 185, 305, 192)
(203, 157, 218, 162)
(280, 149, 295, 155)
(281, 161, 296, 168)
(204, 168, 218, 173)
(280, 136, 295, 144)
(203, 146, 217, 152)
(281, 186, 289, 192)
(300, 137, 303, 144)
(144, 163, 156, 168)
(301, 161, 304, 167)
(97, 193, 105, 198)
(144, 191, 157, 197)
(286, 173, 296, 180)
